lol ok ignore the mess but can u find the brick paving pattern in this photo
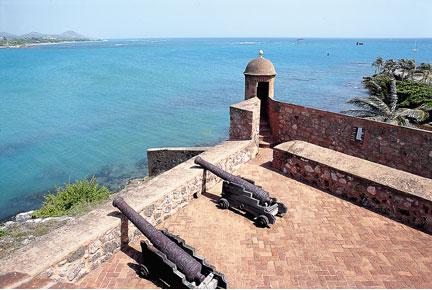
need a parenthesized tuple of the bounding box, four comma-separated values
(79, 148, 432, 288)
(0, 272, 78, 289)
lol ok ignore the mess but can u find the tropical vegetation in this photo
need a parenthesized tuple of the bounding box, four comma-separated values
(343, 57, 432, 127)
(0, 38, 66, 47)
(372, 57, 432, 83)
(32, 177, 111, 218)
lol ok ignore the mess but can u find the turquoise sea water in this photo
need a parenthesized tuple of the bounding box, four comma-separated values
(1, 38, 431, 220)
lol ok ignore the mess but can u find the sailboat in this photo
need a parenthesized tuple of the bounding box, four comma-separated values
(412, 40, 418, 52)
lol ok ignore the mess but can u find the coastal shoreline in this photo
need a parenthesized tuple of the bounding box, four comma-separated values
(0, 173, 147, 224)
(0, 39, 103, 49)
(0, 175, 152, 259)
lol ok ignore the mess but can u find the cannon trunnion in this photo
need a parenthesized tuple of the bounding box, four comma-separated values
(219, 180, 287, 227)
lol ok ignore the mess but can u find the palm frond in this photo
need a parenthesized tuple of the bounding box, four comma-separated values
(363, 79, 383, 96)
(364, 116, 387, 122)
(367, 96, 392, 115)
(396, 108, 429, 122)
(418, 103, 432, 111)
(346, 96, 392, 117)
(393, 116, 414, 127)
(345, 98, 381, 115)
(340, 109, 379, 118)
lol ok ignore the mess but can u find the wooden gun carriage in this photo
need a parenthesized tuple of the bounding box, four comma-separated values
(194, 157, 287, 227)
(113, 197, 227, 289)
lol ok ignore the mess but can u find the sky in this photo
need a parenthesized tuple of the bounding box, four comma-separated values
(1, 0, 431, 39)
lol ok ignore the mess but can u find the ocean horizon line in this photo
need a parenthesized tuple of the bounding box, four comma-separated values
(101, 36, 432, 40)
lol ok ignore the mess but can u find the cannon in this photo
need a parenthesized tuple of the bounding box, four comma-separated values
(194, 157, 287, 227)
(113, 197, 227, 289)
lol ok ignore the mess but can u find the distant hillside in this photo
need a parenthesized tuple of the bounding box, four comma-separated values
(57, 31, 89, 40)
(21, 32, 46, 39)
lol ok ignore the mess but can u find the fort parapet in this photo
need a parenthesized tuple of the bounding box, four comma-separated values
(268, 99, 432, 179)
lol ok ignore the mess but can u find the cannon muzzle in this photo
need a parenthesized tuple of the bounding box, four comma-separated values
(112, 197, 205, 284)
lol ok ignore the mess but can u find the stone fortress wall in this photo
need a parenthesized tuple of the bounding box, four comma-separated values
(268, 99, 432, 179)
(273, 140, 432, 233)
(267, 96, 432, 233)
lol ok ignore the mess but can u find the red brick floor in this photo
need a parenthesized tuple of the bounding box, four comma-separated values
(79, 148, 432, 288)
(0, 272, 79, 289)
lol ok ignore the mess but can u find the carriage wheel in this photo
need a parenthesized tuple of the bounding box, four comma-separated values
(218, 198, 230, 209)
(277, 203, 288, 217)
(257, 215, 269, 227)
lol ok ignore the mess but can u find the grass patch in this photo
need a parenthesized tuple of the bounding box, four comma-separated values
(0, 229, 7, 237)
(32, 177, 111, 218)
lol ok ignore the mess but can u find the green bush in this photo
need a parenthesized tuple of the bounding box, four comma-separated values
(397, 80, 432, 108)
(33, 177, 111, 218)
(0, 229, 7, 237)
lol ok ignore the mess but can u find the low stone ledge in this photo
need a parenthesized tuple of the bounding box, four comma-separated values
(0, 140, 258, 285)
(147, 147, 211, 176)
(273, 140, 432, 233)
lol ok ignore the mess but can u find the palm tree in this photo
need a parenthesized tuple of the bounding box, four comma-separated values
(417, 63, 432, 83)
(382, 59, 398, 75)
(397, 59, 416, 80)
(372, 57, 384, 74)
(342, 79, 429, 126)
(362, 76, 385, 97)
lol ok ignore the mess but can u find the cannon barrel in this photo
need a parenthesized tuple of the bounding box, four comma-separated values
(112, 197, 205, 283)
(194, 156, 271, 204)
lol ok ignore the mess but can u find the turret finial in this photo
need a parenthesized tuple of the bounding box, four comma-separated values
(259, 50, 264, 58)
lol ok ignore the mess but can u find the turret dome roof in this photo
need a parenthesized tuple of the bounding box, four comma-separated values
(244, 50, 276, 76)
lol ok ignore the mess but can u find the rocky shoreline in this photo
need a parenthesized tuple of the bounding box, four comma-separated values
(0, 211, 75, 259)
(1, 210, 74, 229)
(0, 177, 149, 259)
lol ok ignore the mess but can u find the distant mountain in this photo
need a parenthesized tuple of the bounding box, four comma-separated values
(57, 31, 88, 40)
(21, 32, 46, 39)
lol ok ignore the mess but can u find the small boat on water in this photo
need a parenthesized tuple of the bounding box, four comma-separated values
(412, 40, 418, 52)
(356, 41, 364, 46)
